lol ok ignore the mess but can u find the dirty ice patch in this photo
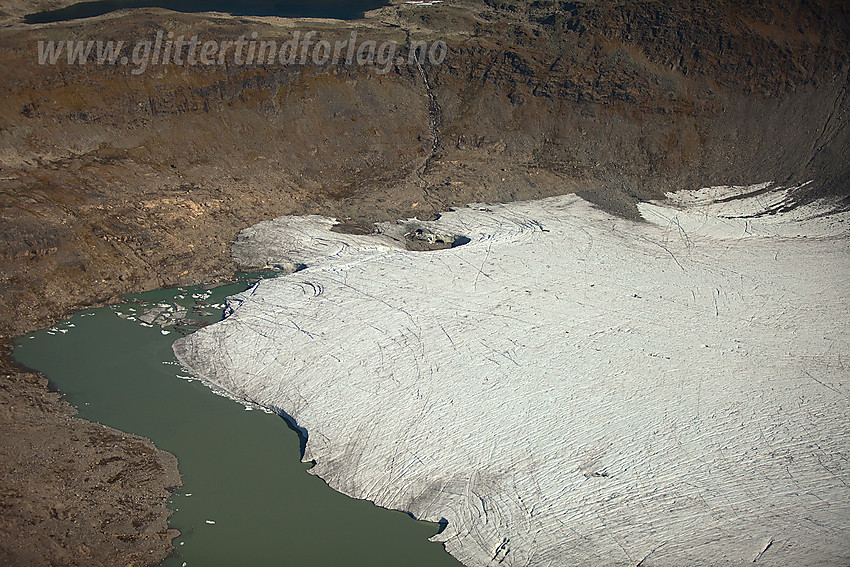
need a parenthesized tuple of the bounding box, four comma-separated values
(174, 192, 850, 567)
(639, 182, 848, 239)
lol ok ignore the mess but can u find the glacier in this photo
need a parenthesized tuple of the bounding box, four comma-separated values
(174, 186, 850, 566)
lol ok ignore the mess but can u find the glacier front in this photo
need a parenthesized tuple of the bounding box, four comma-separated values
(174, 188, 850, 566)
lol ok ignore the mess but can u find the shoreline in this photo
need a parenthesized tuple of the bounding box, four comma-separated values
(1, 0, 848, 564)
(0, 340, 182, 567)
(0, 272, 458, 566)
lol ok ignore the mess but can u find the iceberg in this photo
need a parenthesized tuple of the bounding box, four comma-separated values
(174, 187, 849, 566)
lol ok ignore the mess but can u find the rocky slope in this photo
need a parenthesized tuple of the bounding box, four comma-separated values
(0, 0, 848, 564)
(0, 344, 181, 567)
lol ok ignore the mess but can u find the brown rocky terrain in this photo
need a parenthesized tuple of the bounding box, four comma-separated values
(0, 0, 848, 565)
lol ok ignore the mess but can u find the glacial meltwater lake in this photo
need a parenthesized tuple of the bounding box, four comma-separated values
(14, 275, 460, 567)
(25, 0, 390, 24)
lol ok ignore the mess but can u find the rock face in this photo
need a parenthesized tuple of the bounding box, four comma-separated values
(174, 189, 849, 566)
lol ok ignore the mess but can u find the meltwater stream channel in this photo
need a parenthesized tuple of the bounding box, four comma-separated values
(14, 274, 460, 567)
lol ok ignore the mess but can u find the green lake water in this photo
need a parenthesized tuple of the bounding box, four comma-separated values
(14, 275, 460, 567)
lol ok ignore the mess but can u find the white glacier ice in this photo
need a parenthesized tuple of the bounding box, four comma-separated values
(174, 187, 849, 566)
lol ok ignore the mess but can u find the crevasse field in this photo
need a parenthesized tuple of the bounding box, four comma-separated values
(174, 186, 849, 566)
